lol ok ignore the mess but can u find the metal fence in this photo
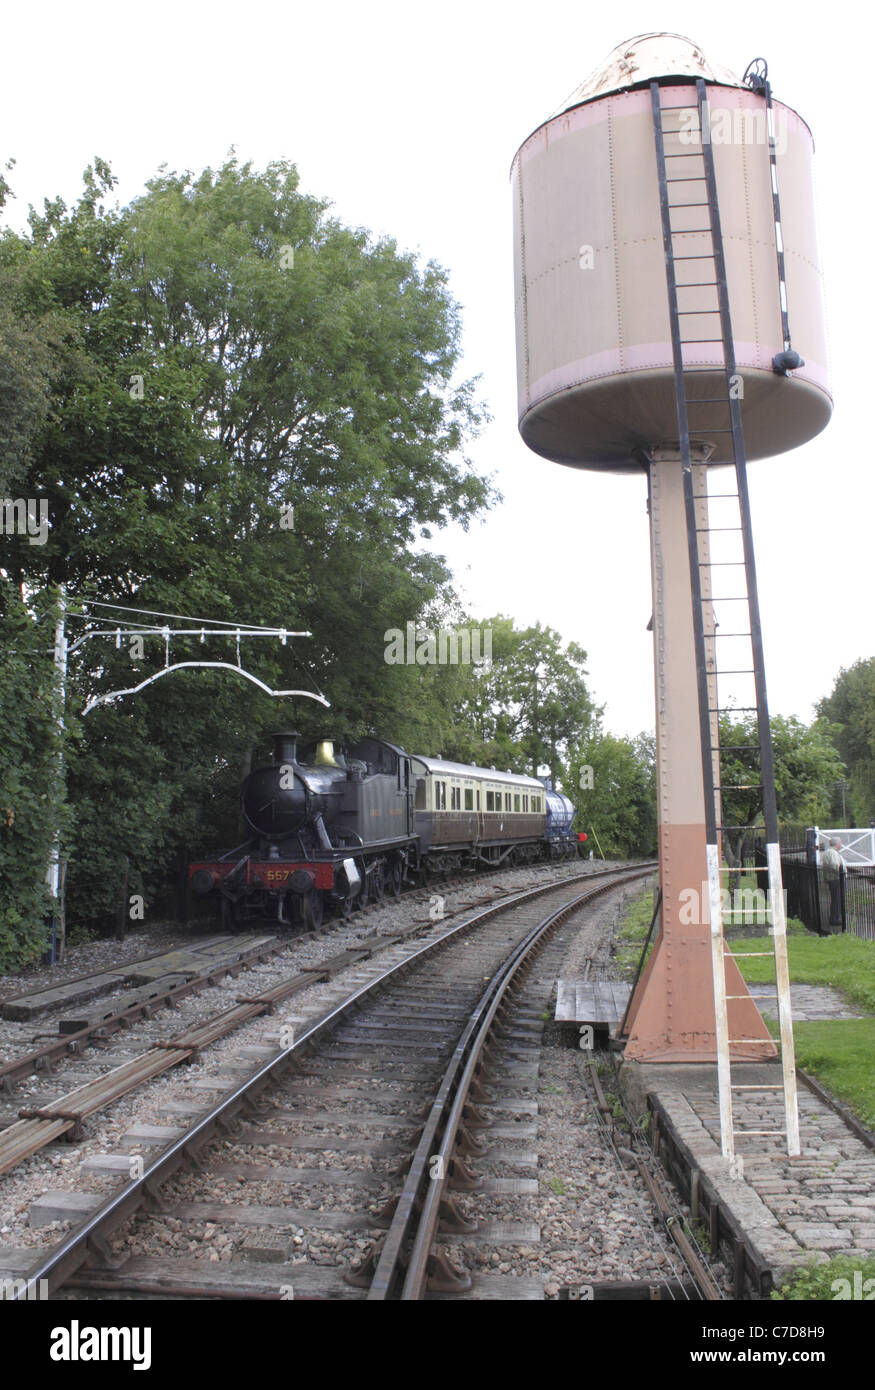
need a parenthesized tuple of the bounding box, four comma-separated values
(748, 828, 875, 939)
(770, 847, 875, 940)
(842, 866, 875, 941)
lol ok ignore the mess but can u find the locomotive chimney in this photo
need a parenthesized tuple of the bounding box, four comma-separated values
(272, 730, 300, 765)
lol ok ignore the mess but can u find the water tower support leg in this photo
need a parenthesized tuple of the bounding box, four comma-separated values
(623, 456, 774, 1062)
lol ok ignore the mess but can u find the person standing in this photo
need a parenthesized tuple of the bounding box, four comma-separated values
(820, 838, 845, 928)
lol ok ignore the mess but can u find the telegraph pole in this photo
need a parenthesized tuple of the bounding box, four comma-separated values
(45, 585, 67, 961)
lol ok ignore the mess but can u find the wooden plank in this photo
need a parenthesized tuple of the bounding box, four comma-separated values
(64, 1254, 364, 1299)
(211, 1163, 386, 1189)
(482, 1178, 539, 1195)
(1, 969, 131, 1021)
(0, 1247, 38, 1273)
(279, 1082, 423, 1101)
(440, 1221, 540, 1244)
(481, 1148, 538, 1167)
(480, 1123, 538, 1140)
(554, 980, 632, 1025)
(312, 1052, 443, 1070)
(429, 1274, 544, 1300)
(236, 1128, 400, 1155)
(191, 936, 276, 959)
(164, 1200, 378, 1232)
(57, 977, 183, 1033)
(256, 1109, 412, 1127)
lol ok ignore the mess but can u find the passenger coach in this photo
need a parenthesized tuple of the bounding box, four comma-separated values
(411, 756, 546, 870)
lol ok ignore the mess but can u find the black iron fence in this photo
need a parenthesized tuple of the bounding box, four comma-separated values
(841, 867, 875, 941)
(765, 841, 875, 940)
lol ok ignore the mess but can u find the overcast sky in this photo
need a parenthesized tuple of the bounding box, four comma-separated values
(3, 1, 871, 737)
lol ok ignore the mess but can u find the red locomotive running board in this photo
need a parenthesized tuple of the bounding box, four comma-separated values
(250, 862, 335, 890)
(189, 861, 336, 891)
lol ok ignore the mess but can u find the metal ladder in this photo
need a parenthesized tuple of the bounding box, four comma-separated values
(650, 78, 800, 1159)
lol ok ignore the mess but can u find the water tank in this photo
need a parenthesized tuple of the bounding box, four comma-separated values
(545, 789, 576, 836)
(511, 33, 831, 470)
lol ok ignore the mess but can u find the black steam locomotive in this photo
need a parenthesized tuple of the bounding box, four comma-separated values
(189, 731, 585, 930)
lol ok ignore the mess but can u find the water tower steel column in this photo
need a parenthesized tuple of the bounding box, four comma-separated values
(620, 451, 770, 1062)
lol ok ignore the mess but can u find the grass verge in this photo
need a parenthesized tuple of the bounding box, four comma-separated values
(614, 889, 659, 978)
(730, 931, 875, 1131)
(615, 890, 875, 1131)
(772, 1253, 875, 1300)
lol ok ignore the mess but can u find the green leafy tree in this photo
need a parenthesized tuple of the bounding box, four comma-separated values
(443, 617, 598, 778)
(567, 730, 657, 858)
(0, 156, 494, 941)
(0, 581, 67, 969)
(817, 658, 875, 823)
(718, 714, 847, 862)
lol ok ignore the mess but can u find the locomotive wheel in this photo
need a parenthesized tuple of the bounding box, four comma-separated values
(387, 859, 402, 897)
(301, 889, 324, 931)
(358, 866, 370, 909)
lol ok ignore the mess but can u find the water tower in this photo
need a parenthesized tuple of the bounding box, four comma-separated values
(512, 33, 831, 1157)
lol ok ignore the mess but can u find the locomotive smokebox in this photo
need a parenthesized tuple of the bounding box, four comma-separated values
(241, 732, 346, 839)
(511, 32, 831, 469)
(241, 763, 310, 837)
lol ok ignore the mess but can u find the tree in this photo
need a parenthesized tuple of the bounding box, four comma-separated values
(817, 658, 875, 823)
(443, 617, 598, 779)
(567, 730, 657, 858)
(718, 714, 847, 861)
(0, 156, 494, 942)
(0, 580, 67, 969)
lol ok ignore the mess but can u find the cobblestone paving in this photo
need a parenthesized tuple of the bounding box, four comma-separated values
(622, 1061, 875, 1283)
(749, 982, 867, 1022)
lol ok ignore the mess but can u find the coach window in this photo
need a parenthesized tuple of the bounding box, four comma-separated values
(464, 788, 473, 810)
(451, 785, 460, 810)
(436, 781, 446, 810)
(505, 792, 511, 811)
(476, 790, 481, 810)
(514, 793, 520, 812)
(415, 778, 426, 810)
(522, 794, 528, 812)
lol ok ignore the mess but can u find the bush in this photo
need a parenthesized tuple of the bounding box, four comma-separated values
(0, 582, 66, 970)
(772, 1254, 875, 1300)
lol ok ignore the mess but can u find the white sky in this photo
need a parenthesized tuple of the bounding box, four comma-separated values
(3, 1, 871, 737)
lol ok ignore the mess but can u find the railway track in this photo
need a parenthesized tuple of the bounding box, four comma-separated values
(0, 857, 598, 1101)
(3, 863, 716, 1303)
(0, 862, 610, 1178)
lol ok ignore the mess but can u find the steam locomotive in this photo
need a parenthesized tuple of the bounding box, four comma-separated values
(188, 731, 586, 930)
